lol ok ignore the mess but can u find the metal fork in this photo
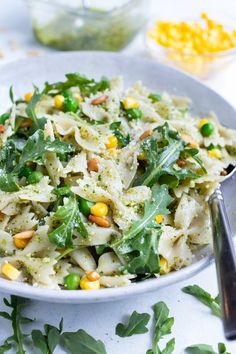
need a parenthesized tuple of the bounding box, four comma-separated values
(209, 168, 236, 340)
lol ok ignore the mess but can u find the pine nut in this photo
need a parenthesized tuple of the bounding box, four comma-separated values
(13, 230, 35, 240)
(91, 95, 108, 105)
(139, 129, 153, 140)
(88, 215, 111, 228)
(220, 169, 227, 176)
(87, 158, 99, 172)
(176, 159, 186, 167)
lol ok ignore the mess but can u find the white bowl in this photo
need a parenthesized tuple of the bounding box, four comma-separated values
(0, 52, 235, 303)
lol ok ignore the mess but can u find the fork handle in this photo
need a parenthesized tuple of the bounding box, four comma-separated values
(209, 187, 236, 340)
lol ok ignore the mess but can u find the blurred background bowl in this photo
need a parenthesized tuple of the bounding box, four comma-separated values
(26, 0, 150, 51)
(145, 14, 236, 80)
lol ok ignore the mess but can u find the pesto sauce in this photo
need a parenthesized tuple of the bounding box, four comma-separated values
(32, 10, 145, 51)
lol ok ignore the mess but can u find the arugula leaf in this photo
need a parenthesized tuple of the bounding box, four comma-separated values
(31, 319, 63, 354)
(147, 301, 175, 354)
(15, 129, 75, 173)
(0, 340, 12, 354)
(62, 329, 107, 354)
(25, 91, 46, 130)
(115, 311, 150, 337)
(49, 196, 88, 247)
(109, 122, 130, 148)
(43, 73, 110, 97)
(9, 86, 14, 104)
(0, 130, 74, 192)
(181, 148, 207, 174)
(182, 285, 221, 317)
(112, 185, 172, 255)
(185, 343, 231, 354)
(148, 93, 162, 103)
(0, 140, 19, 192)
(0, 296, 32, 354)
(125, 227, 161, 274)
(133, 123, 199, 187)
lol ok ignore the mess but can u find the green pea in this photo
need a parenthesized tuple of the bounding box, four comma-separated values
(18, 166, 33, 178)
(79, 198, 95, 217)
(64, 97, 78, 113)
(126, 108, 142, 121)
(27, 171, 44, 184)
(148, 93, 162, 103)
(200, 122, 214, 137)
(64, 273, 81, 290)
(0, 112, 10, 125)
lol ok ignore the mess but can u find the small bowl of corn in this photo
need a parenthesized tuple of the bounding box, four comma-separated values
(145, 12, 236, 80)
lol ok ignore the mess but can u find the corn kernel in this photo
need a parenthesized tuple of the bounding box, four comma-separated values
(73, 94, 83, 103)
(105, 136, 118, 149)
(54, 95, 65, 110)
(24, 92, 33, 103)
(155, 215, 163, 224)
(2, 263, 21, 281)
(123, 97, 139, 110)
(148, 13, 236, 67)
(90, 202, 108, 217)
(198, 118, 209, 128)
(138, 152, 146, 160)
(208, 148, 222, 159)
(80, 276, 100, 290)
(160, 257, 171, 275)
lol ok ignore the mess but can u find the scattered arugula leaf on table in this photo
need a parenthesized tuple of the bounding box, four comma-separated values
(31, 319, 63, 354)
(133, 123, 200, 187)
(185, 343, 231, 354)
(0, 296, 33, 354)
(116, 311, 150, 337)
(182, 285, 221, 318)
(61, 329, 107, 354)
(147, 301, 175, 354)
(43, 73, 110, 97)
(48, 196, 88, 247)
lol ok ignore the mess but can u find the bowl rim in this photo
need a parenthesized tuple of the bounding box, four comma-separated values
(26, 0, 145, 18)
(1, 50, 235, 303)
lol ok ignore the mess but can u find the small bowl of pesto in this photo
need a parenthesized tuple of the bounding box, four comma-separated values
(26, 0, 150, 51)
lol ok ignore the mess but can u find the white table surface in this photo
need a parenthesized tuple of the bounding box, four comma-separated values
(1, 0, 236, 353)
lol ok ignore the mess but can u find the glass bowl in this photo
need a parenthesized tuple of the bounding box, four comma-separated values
(145, 17, 236, 80)
(26, 0, 150, 51)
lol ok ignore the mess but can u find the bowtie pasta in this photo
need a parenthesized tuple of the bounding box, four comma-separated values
(0, 73, 235, 290)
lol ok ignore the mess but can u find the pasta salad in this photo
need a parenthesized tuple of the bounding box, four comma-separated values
(0, 73, 235, 291)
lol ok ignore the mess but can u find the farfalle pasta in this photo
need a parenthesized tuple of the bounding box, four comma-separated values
(0, 73, 235, 290)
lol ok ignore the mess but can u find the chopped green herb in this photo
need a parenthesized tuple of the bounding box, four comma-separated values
(148, 93, 162, 103)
